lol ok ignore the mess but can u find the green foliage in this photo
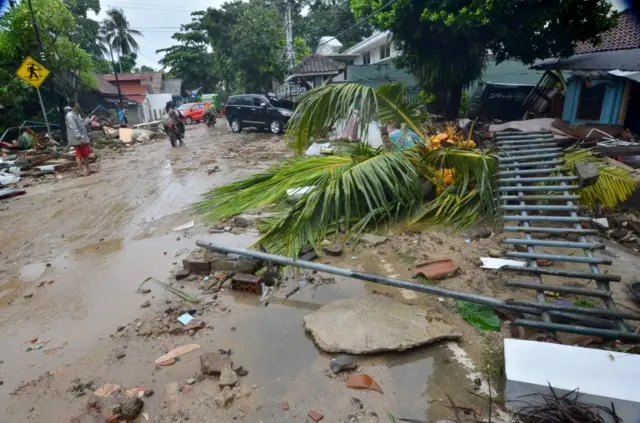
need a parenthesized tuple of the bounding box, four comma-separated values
(351, 0, 618, 119)
(458, 92, 469, 118)
(157, 14, 217, 92)
(113, 53, 137, 74)
(300, 0, 373, 49)
(294, 37, 311, 64)
(564, 148, 637, 210)
(287, 83, 430, 154)
(101, 8, 142, 59)
(64, 0, 104, 57)
(0, 0, 97, 103)
(457, 300, 501, 331)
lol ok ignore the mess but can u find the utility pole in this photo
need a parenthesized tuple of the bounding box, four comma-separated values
(108, 45, 127, 122)
(26, 0, 54, 144)
(284, 1, 295, 70)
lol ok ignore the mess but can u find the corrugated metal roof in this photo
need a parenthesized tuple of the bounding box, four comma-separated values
(531, 48, 640, 72)
(575, 10, 640, 54)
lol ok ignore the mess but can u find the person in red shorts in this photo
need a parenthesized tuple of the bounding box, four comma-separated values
(64, 103, 92, 176)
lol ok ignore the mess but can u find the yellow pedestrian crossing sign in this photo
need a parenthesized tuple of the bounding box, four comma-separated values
(16, 56, 50, 88)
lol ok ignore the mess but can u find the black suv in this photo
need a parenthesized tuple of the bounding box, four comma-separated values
(226, 94, 294, 134)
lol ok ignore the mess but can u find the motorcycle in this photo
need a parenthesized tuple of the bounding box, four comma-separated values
(164, 114, 186, 147)
(205, 113, 217, 127)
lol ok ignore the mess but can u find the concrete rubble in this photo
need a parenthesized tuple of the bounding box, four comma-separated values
(303, 295, 462, 354)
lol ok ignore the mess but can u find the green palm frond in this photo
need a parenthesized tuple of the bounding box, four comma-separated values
(287, 83, 430, 154)
(411, 148, 498, 225)
(564, 148, 637, 209)
(192, 155, 355, 221)
(257, 150, 423, 256)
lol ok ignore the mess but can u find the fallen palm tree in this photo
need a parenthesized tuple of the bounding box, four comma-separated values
(193, 83, 636, 256)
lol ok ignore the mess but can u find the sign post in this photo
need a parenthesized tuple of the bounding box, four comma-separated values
(16, 56, 54, 144)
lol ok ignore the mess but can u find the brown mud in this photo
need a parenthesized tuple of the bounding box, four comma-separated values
(0, 124, 638, 422)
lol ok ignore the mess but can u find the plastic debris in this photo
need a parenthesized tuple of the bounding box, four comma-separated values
(178, 313, 194, 325)
(480, 257, 527, 269)
(172, 221, 194, 232)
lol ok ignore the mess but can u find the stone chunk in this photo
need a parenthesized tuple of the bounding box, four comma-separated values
(209, 253, 260, 273)
(303, 296, 461, 354)
(218, 365, 238, 387)
(359, 233, 388, 246)
(182, 249, 212, 275)
(200, 353, 232, 376)
(575, 161, 599, 188)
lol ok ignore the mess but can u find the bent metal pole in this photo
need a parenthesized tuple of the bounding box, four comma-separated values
(196, 241, 640, 341)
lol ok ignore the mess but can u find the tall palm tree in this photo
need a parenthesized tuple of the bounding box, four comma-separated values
(101, 8, 143, 64)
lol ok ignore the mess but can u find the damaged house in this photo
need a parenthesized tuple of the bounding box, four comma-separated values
(532, 9, 640, 132)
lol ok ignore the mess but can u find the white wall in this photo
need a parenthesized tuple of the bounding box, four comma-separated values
(142, 93, 172, 123)
(352, 43, 398, 65)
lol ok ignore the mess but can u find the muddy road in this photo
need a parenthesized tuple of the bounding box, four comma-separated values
(1, 124, 639, 422)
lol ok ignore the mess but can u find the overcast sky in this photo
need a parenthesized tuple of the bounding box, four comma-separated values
(91, 0, 632, 70)
(90, 0, 227, 68)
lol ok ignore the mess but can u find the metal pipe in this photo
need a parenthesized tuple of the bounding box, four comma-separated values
(499, 194, 580, 201)
(507, 299, 640, 320)
(197, 241, 522, 310)
(503, 226, 598, 234)
(502, 215, 589, 222)
(499, 185, 579, 192)
(499, 159, 564, 169)
(502, 266, 621, 282)
(499, 153, 561, 162)
(498, 147, 562, 155)
(499, 204, 582, 211)
(499, 143, 559, 150)
(497, 167, 569, 176)
(505, 281, 612, 298)
(495, 133, 554, 139)
(504, 238, 603, 249)
(513, 320, 640, 341)
(498, 176, 578, 184)
(496, 140, 557, 145)
(505, 251, 612, 265)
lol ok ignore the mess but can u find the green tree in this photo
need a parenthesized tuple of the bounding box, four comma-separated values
(302, 0, 373, 50)
(135, 65, 156, 73)
(101, 8, 143, 57)
(157, 12, 218, 92)
(0, 0, 97, 102)
(351, 0, 618, 119)
(294, 36, 310, 64)
(64, 0, 104, 56)
(113, 52, 137, 73)
(230, 1, 287, 92)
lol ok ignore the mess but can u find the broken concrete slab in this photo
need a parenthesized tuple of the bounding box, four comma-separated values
(209, 253, 261, 274)
(575, 162, 599, 188)
(303, 296, 461, 354)
(182, 249, 213, 275)
(359, 233, 388, 246)
(200, 352, 232, 376)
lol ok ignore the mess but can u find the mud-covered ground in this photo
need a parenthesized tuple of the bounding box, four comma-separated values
(1, 124, 639, 423)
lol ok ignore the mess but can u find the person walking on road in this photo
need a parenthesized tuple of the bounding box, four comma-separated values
(65, 103, 92, 176)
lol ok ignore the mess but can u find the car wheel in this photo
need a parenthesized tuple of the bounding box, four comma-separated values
(231, 119, 242, 133)
(269, 119, 282, 134)
(186, 117, 193, 124)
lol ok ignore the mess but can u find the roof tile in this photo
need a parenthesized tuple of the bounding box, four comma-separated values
(575, 10, 640, 54)
(290, 54, 345, 75)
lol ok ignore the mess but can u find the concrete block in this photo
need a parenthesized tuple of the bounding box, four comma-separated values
(209, 253, 260, 274)
(504, 339, 640, 423)
(575, 162, 599, 188)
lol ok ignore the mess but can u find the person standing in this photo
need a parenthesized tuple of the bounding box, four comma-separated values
(65, 103, 92, 176)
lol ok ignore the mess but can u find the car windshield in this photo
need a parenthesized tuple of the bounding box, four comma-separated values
(177, 104, 190, 111)
(267, 97, 293, 110)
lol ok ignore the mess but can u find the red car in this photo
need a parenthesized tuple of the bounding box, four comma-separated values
(177, 102, 205, 124)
